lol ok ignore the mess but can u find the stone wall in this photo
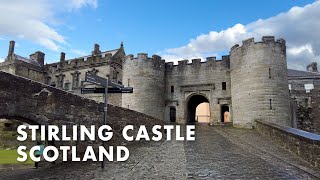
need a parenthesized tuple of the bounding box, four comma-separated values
(311, 90, 320, 134)
(290, 89, 320, 134)
(0, 71, 163, 148)
(122, 54, 166, 121)
(255, 120, 320, 169)
(164, 57, 231, 124)
(0, 60, 44, 82)
(230, 36, 291, 128)
(45, 52, 123, 107)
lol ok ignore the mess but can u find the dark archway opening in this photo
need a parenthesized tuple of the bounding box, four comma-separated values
(221, 105, 229, 122)
(187, 95, 209, 124)
(0, 115, 55, 161)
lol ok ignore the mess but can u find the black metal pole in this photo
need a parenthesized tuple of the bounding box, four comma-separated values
(101, 77, 109, 169)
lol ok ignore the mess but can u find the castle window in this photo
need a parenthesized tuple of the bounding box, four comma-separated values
(64, 82, 71, 91)
(269, 68, 271, 79)
(270, 99, 272, 110)
(128, 79, 130, 86)
(171, 86, 174, 93)
(45, 76, 51, 85)
(71, 71, 81, 89)
(222, 82, 226, 90)
(112, 67, 118, 81)
(56, 74, 65, 89)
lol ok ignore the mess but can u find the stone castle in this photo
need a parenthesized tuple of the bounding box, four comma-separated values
(1, 36, 320, 129)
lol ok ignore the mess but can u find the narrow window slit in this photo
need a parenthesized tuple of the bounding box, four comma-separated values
(269, 68, 271, 79)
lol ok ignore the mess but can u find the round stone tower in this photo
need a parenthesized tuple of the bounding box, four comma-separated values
(122, 53, 165, 120)
(230, 36, 291, 128)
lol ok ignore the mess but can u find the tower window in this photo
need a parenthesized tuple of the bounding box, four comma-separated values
(222, 82, 226, 90)
(171, 86, 174, 93)
(269, 68, 271, 79)
(270, 99, 272, 110)
(128, 79, 130, 86)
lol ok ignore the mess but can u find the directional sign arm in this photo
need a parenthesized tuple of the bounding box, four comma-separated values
(85, 72, 124, 88)
(81, 87, 133, 94)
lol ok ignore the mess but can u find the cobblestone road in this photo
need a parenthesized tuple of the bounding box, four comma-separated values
(1, 125, 320, 179)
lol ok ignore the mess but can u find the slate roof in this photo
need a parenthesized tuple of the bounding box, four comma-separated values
(81, 49, 120, 59)
(15, 54, 41, 67)
(288, 69, 320, 79)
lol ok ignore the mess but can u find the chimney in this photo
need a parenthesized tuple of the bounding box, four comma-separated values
(8, 40, 15, 57)
(92, 43, 101, 55)
(307, 62, 318, 72)
(30, 51, 45, 66)
(60, 52, 66, 62)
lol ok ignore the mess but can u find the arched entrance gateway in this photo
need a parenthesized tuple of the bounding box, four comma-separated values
(186, 94, 211, 124)
(0, 114, 56, 150)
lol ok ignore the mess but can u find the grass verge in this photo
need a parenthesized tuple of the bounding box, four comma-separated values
(0, 149, 33, 165)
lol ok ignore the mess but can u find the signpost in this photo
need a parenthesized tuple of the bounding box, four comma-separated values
(85, 72, 124, 88)
(81, 87, 133, 94)
(83, 72, 133, 169)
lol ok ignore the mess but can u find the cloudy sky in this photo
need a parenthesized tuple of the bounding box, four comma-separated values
(0, 0, 318, 70)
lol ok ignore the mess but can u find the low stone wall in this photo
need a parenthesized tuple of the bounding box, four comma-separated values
(0, 71, 164, 149)
(255, 120, 320, 169)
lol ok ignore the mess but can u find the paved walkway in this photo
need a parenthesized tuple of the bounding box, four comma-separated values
(1, 125, 320, 179)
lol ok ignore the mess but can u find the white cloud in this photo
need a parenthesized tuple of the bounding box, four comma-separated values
(288, 44, 313, 56)
(166, 24, 246, 57)
(163, 1, 320, 70)
(0, 0, 98, 51)
(0, 58, 4, 63)
(68, 0, 98, 10)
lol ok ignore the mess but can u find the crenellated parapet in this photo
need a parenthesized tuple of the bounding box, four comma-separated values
(230, 36, 286, 70)
(45, 52, 114, 72)
(44, 42, 125, 73)
(124, 53, 165, 71)
(165, 55, 230, 73)
(230, 36, 286, 54)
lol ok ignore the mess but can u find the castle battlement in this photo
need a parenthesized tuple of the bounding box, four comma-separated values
(125, 53, 165, 71)
(43, 42, 125, 73)
(165, 55, 230, 71)
(230, 36, 286, 52)
(45, 52, 115, 71)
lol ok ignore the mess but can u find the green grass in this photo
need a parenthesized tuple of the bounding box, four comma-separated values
(0, 149, 33, 165)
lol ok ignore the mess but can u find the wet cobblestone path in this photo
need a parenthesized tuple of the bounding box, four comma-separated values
(1, 125, 320, 179)
(185, 126, 319, 179)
